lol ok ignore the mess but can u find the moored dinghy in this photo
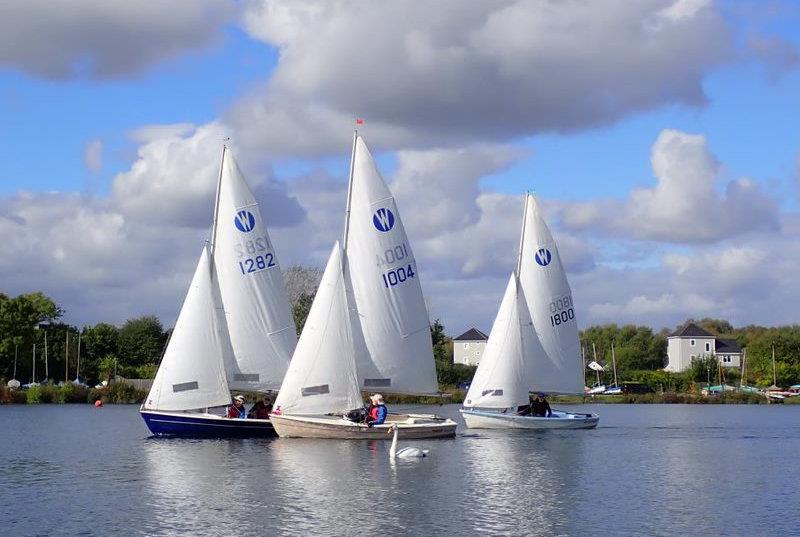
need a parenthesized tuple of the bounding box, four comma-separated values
(460, 193, 598, 430)
(270, 132, 456, 439)
(140, 146, 296, 437)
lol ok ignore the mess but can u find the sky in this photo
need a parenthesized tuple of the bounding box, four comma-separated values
(1, 0, 799, 336)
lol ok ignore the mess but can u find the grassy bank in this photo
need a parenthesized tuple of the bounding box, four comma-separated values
(4, 383, 797, 406)
(1, 382, 147, 405)
(552, 392, 799, 404)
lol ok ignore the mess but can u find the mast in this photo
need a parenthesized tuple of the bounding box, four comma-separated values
(592, 342, 600, 385)
(515, 193, 530, 278)
(65, 332, 69, 383)
(43, 330, 48, 380)
(611, 343, 618, 387)
(581, 345, 586, 389)
(772, 345, 777, 387)
(740, 348, 746, 387)
(13, 344, 17, 379)
(210, 144, 227, 258)
(342, 129, 358, 251)
(77, 331, 81, 381)
(32, 344, 36, 384)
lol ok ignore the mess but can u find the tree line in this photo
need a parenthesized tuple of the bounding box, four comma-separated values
(2, 284, 798, 390)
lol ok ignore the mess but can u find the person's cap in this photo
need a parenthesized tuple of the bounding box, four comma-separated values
(371, 393, 384, 404)
(234, 395, 245, 402)
(537, 392, 546, 397)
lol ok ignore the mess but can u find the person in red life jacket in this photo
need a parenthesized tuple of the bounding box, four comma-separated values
(227, 395, 247, 419)
(365, 393, 387, 427)
(247, 396, 273, 419)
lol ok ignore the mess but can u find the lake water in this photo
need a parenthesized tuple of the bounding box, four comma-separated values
(1, 404, 798, 536)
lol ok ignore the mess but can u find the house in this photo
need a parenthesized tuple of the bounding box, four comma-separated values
(453, 328, 488, 366)
(665, 322, 742, 372)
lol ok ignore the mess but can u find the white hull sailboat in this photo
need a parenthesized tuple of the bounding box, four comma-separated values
(271, 132, 456, 439)
(460, 193, 598, 430)
(140, 146, 297, 437)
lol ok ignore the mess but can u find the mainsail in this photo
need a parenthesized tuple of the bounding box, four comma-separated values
(517, 194, 583, 394)
(344, 136, 438, 395)
(212, 147, 297, 392)
(144, 247, 233, 412)
(273, 243, 363, 415)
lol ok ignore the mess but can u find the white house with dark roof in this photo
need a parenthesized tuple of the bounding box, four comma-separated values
(453, 328, 488, 366)
(665, 322, 742, 372)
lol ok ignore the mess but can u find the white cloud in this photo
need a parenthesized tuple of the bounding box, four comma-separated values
(231, 0, 733, 155)
(83, 139, 103, 174)
(0, 0, 235, 79)
(561, 129, 781, 242)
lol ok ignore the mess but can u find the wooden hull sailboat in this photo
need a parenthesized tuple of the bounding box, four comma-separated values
(271, 133, 455, 439)
(270, 413, 456, 439)
(461, 193, 598, 430)
(140, 146, 297, 438)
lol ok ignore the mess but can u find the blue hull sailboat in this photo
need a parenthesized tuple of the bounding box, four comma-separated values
(140, 146, 297, 438)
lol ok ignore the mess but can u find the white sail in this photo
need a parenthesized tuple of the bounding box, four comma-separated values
(344, 136, 438, 395)
(144, 247, 233, 412)
(274, 242, 363, 415)
(212, 148, 297, 392)
(464, 275, 532, 409)
(517, 194, 584, 394)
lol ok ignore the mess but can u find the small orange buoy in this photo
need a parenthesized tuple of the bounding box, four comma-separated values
(94, 400, 103, 408)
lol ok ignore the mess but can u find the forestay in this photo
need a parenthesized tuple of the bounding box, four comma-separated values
(274, 243, 363, 415)
(517, 194, 584, 394)
(144, 247, 233, 412)
(212, 148, 297, 392)
(344, 136, 438, 395)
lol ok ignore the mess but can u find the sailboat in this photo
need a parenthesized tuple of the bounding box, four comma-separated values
(140, 146, 297, 437)
(460, 193, 599, 429)
(603, 343, 622, 395)
(269, 132, 457, 439)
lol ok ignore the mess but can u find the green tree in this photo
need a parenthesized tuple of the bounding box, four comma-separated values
(0, 292, 63, 381)
(117, 316, 166, 370)
(292, 293, 315, 336)
(81, 323, 120, 383)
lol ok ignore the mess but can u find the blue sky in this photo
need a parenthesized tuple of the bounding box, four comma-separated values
(1, 1, 799, 333)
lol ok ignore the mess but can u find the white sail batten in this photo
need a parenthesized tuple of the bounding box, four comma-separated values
(144, 247, 233, 412)
(274, 243, 363, 415)
(213, 150, 297, 391)
(344, 136, 438, 395)
(464, 275, 531, 409)
(517, 194, 584, 394)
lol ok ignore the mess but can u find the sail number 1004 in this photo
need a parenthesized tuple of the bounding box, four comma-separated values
(549, 294, 575, 327)
(382, 264, 416, 288)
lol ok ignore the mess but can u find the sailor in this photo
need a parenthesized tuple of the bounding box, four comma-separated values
(247, 396, 273, 419)
(365, 393, 388, 427)
(227, 395, 247, 419)
(530, 392, 552, 417)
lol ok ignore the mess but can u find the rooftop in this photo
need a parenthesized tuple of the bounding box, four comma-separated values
(454, 328, 488, 341)
(669, 322, 715, 338)
(715, 338, 742, 354)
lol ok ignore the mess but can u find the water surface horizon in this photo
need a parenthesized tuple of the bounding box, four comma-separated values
(1, 404, 798, 536)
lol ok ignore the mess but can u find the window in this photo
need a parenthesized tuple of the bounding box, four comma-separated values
(690, 339, 696, 347)
(705, 342, 711, 352)
(690, 354, 696, 360)
(723, 355, 731, 363)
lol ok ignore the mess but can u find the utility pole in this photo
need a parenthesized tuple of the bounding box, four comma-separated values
(65, 332, 69, 383)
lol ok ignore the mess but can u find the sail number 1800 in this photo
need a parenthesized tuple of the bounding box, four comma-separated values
(549, 294, 575, 327)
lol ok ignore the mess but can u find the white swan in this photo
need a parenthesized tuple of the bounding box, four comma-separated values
(388, 424, 429, 459)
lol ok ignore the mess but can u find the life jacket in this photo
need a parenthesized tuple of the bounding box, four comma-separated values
(227, 404, 246, 419)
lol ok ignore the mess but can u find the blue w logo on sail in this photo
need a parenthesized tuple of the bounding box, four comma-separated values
(535, 248, 552, 267)
(372, 208, 395, 232)
(234, 210, 256, 233)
